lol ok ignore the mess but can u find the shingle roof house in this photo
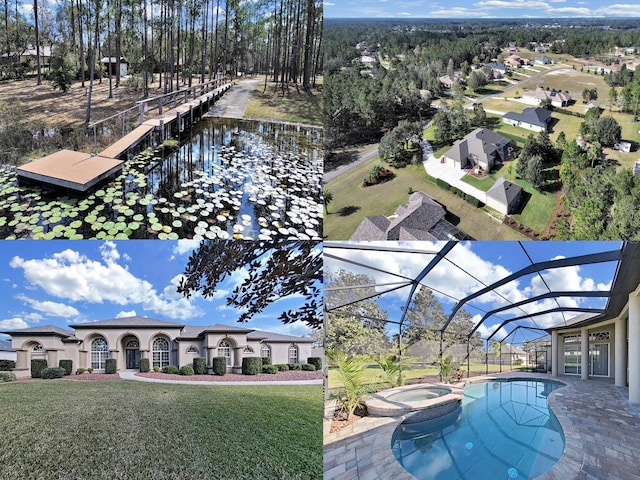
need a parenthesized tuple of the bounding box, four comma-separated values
(350, 192, 467, 241)
(443, 128, 514, 172)
(485, 177, 522, 215)
(523, 87, 572, 107)
(3, 316, 314, 377)
(503, 107, 552, 132)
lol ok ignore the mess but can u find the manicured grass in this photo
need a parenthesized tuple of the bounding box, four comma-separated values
(462, 174, 494, 192)
(323, 156, 526, 240)
(0, 380, 322, 480)
(482, 98, 527, 113)
(244, 77, 322, 126)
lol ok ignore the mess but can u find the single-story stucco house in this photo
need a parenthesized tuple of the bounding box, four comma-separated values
(485, 177, 522, 215)
(503, 107, 552, 133)
(3, 316, 314, 377)
(443, 128, 514, 172)
(523, 87, 572, 108)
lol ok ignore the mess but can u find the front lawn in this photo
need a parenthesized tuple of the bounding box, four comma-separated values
(0, 380, 322, 480)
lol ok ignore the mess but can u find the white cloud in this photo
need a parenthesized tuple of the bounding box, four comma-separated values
(265, 321, 313, 338)
(24, 312, 44, 323)
(11, 243, 202, 321)
(0, 318, 28, 330)
(116, 310, 137, 318)
(173, 240, 201, 257)
(324, 1, 335, 5)
(16, 294, 80, 318)
(474, 0, 549, 8)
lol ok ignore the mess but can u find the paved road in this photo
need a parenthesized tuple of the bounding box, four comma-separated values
(323, 144, 379, 184)
(206, 78, 261, 119)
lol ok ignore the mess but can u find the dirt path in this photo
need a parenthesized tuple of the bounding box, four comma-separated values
(205, 79, 261, 119)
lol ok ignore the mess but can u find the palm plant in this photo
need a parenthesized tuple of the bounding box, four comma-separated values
(328, 351, 368, 419)
(323, 188, 334, 214)
(377, 355, 411, 387)
(435, 353, 456, 383)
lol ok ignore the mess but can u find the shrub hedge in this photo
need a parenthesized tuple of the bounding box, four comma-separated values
(275, 364, 289, 371)
(242, 357, 262, 375)
(105, 359, 117, 374)
(87, 368, 94, 373)
(0, 360, 15, 371)
(193, 357, 207, 374)
(153, 366, 160, 372)
(0, 371, 17, 382)
(58, 359, 73, 376)
(262, 365, 278, 374)
(41, 367, 66, 379)
(212, 357, 227, 376)
(307, 357, 322, 370)
(31, 359, 48, 378)
(162, 365, 179, 374)
(288, 363, 302, 371)
(76, 368, 85, 375)
(179, 365, 194, 376)
(260, 357, 272, 366)
(139, 358, 150, 373)
(301, 363, 316, 371)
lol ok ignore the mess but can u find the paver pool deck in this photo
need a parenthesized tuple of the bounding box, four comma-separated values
(323, 372, 640, 480)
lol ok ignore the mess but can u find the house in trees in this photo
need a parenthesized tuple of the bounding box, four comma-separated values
(503, 107, 552, 133)
(533, 56, 554, 65)
(523, 87, 572, 108)
(439, 74, 465, 90)
(3, 316, 313, 377)
(0, 46, 53, 67)
(350, 192, 467, 241)
(485, 177, 522, 215)
(485, 62, 507, 78)
(101, 57, 129, 77)
(443, 128, 514, 172)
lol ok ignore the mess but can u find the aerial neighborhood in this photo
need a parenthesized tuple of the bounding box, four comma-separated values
(324, 18, 640, 241)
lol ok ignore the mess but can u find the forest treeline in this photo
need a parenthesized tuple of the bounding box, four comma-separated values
(1, 0, 323, 121)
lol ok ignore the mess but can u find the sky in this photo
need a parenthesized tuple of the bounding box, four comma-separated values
(0, 240, 314, 340)
(323, 0, 640, 19)
(324, 241, 622, 344)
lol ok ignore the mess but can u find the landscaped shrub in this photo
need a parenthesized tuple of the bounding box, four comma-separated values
(262, 365, 278, 374)
(105, 358, 117, 374)
(139, 358, 150, 373)
(0, 371, 16, 382)
(153, 366, 160, 372)
(31, 359, 48, 378)
(436, 178, 450, 190)
(58, 359, 73, 376)
(41, 367, 66, 379)
(193, 357, 207, 374)
(76, 368, 85, 375)
(0, 360, 15, 371)
(288, 363, 302, 371)
(260, 357, 272, 366)
(242, 357, 262, 375)
(275, 364, 289, 371)
(301, 363, 316, 371)
(87, 368, 94, 373)
(162, 365, 179, 374)
(212, 357, 227, 376)
(307, 357, 322, 370)
(179, 365, 194, 376)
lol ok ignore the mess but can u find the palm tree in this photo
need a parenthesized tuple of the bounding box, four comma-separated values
(323, 188, 333, 214)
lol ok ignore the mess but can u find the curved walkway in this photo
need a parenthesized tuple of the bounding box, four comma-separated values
(205, 78, 261, 119)
(118, 371, 322, 386)
(421, 140, 488, 203)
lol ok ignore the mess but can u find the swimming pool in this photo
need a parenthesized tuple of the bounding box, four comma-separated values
(392, 379, 565, 480)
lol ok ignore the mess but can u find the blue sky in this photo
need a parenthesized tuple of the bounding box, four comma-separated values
(324, 0, 640, 18)
(324, 241, 622, 344)
(0, 240, 313, 339)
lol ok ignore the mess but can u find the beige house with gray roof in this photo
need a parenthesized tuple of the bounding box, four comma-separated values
(4, 316, 314, 377)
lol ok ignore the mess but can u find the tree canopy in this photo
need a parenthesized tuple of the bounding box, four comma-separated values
(178, 240, 322, 328)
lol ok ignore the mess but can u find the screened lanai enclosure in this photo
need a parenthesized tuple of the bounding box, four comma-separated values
(324, 241, 632, 380)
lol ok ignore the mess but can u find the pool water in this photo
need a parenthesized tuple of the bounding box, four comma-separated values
(387, 387, 450, 402)
(392, 379, 565, 480)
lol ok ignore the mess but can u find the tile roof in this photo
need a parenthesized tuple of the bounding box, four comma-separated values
(247, 330, 314, 343)
(2, 325, 74, 337)
(70, 316, 185, 329)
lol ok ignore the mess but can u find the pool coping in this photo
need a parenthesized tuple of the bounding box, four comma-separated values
(365, 383, 463, 418)
(323, 372, 601, 480)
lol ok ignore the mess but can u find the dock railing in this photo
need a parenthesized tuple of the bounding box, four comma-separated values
(88, 76, 230, 153)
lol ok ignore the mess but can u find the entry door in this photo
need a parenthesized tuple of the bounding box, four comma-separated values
(589, 344, 609, 377)
(126, 349, 141, 369)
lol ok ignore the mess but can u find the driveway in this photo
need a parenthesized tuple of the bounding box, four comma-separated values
(323, 144, 379, 184)
(206, 78, 261, 119)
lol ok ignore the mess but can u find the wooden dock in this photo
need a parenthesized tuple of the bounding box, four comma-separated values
(17, 150, 123, 193)
(17, 80, 233, 194)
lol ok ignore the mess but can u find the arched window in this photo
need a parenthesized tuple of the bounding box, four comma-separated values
(152, 338, 170, 368)
(32, 343, 44, 352)
(243, 346, 254, 355)
(288, 345, 298, 364)
(91, 338, 109, 370)
(261, 344, 271, 359)
(126, 340, 139, 349)
(218, 340, 231, 367)
(186, 345, 199, 354)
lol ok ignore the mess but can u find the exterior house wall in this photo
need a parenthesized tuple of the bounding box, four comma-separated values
(486, 196, 508, 215)
(556, 322, 615, 378)
(0, 350, 16, 361)
(503, 117, 545, 133)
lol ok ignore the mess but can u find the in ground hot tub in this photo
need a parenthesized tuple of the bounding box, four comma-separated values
(365, 383, 463, 423)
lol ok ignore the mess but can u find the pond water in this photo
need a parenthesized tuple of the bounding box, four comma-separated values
(392, 379, 565, 480)
(0, 119, 323, 239)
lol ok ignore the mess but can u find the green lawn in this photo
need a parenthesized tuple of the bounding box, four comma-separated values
(244, 78, 322, 126)
(0, 380, 322, 480)
(323, 156, 526, 240)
